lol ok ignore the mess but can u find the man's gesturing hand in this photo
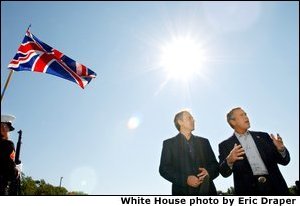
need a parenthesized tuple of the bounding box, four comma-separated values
(226, 143, 245, 166)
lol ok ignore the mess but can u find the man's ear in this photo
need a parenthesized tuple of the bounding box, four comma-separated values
(178, 119, 183, 128)
(229, 119, 235, 127)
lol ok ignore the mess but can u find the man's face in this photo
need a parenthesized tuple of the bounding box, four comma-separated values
(179, 112, 195, 132)
(230, 108, 250, 131)
(1, 123, 10, 138)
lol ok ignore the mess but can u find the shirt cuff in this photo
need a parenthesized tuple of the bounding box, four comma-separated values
(279, 148, 287, 158)
(226, 159, 233, 169)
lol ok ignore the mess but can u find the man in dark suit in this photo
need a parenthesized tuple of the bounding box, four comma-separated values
(218, 107, 290, 195)
(159, 110, 219, 195)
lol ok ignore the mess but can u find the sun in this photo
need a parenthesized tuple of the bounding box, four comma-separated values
(159, 36, 205, 82)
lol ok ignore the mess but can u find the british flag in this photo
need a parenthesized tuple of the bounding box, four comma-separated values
(8, 29, 96, 89)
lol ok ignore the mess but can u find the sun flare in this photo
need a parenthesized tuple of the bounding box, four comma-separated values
(160, 36, 205, 81)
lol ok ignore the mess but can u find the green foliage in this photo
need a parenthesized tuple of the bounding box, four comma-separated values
(218, 184, 299, 195)
(217, 186, 235, 195)
(67, 191, 87, 195)
(19, 173, 86, 195)
(289, 185, 299, 195)
(19, 174, 298, 196)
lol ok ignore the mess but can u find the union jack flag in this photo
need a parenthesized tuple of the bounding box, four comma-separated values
(8, 29, 96, 89)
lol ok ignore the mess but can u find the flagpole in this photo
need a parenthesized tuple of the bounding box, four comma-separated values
(1, 25, 30, 103)
(1, 69, 14, 103)
(27, 24, 31, 31)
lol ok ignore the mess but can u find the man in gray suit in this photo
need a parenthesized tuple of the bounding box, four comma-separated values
(159, 110, 219, 195)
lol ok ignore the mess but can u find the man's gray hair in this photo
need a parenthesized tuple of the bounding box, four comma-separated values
(174, 110, 187, 131)
(226, 107, 241, 129)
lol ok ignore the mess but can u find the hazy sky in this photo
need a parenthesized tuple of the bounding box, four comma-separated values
(1, 1, 298, 194)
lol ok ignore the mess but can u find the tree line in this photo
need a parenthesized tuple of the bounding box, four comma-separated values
(19, 173, 299, 195)
(20, 173, 86, 195)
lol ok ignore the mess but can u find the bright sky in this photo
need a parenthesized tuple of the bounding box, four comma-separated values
(1, 2, 299, 195)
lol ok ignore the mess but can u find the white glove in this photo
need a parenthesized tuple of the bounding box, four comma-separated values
(16, 163, 23, 178)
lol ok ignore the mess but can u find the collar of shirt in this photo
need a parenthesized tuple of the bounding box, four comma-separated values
(235, 131, 250, 138)
(179, 132, 194, 142)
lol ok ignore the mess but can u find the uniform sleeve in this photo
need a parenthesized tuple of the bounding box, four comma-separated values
(1, 141, 18, 178)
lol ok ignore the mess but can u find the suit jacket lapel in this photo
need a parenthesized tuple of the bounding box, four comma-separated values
(231, 134, 252, 172)
(231, 134, 240, 145)
(176, 133, 185, 164)
(176, 133, 193, 174)
(193, 137, 203, 166)
(230, 134, 241, 152)
(231, 134, 248, 160)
